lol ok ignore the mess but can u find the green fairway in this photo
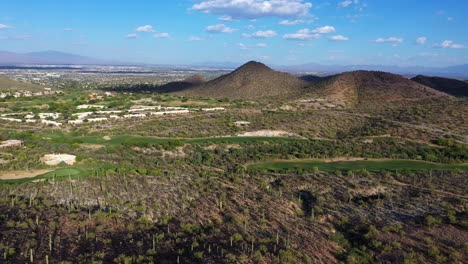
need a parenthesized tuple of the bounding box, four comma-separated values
(0, 167, 88, 185)
(249, 159, 468, 172)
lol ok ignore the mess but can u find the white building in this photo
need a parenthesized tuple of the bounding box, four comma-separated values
(130, 105, 161, 112)
(41, 120, 62, 126)
(151, 110, 190, 115)
(39, 113, 61, 119)
(233, 121, 251, 126)
(72, 112, 93, 119)
(123, 113, 147, 118)
(1, 117, 22, 123)
(202, 107, 225, 111)
(68, 120, 84, 125)
(88, 118, 108, 122)
(76, 105, 106, 110)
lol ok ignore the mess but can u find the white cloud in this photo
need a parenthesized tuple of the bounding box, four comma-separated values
(236, 42, 267, 50)
(433, 40, 466, 49)
(237, 43, 249, 50)
(329, 35, 349, 41)
(135, 25, 155, 32)
(218, 15, 238, 21)
(372, 37, 404, 43)
(0, 35, 32, 40)
(191, 0, 313, 19)
(338, 0, 353, 8)
(244, 25, 255, 30)
(206, 24, 238, 33)
(125, 34, 138, 39)
(63, 28, 74, 32)
(242, 30, 277, 38)
(188, 36, 204, 42)
(447, 17, 454, 21)
(312, 25, 335, 34)
(416, 37, 427, 45)
(283, 29, 320, 41)
(279, 19, 305, 25)
(153, 33, 170, 38)
(0, 24, 13, 29)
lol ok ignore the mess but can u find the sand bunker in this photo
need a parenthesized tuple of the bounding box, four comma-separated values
(0, 169, 52, 180)
(237, 130, 298, 138)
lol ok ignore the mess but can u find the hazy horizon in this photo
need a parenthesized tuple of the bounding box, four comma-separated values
(1, 0, 467, 67)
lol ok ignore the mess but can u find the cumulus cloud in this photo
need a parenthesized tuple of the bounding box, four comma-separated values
(244, 25, 255, 30)
(242, 30, 277, 38)
(237, 43, 249, 50)
(188, 36, 204, 42)
(312, 25, 335, 34)
(135, 25, 155, 32)
(206, 24, 238, 33)
(0, 35, 32, 40)
(283, 29, 320, 41)
(416, 37, 427, 45)
(329, 35, 349, 41)
(125, 34, 138, 39)
(237, 42, 269, 50)
(338, 0, 353, 8)
(191, 0, 313, 19)
(279, 19, 305, 25)
(371, 37, 404, 43)
(153, 33, 170, 38)
(0, 24, 13, 29)
(218, 15, 238, 21)
(433, 40, 466, 49)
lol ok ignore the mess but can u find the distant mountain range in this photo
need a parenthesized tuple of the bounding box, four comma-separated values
(195, 62, 468, 78)
(0, 50, 129, 65)
(0, 50, 467, 77)
(277, 63, 468, 77)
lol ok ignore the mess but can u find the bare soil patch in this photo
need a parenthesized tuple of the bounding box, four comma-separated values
(237, 129, 304, 138)
(0, 169, 52, 180)
(81, 144, 105, 150)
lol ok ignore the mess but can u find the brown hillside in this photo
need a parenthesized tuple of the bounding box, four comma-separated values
(183, 74, 206, 85)
(176, 61, 310, 99)
(299, 74, 325, 82)
(307, 71, 451, 105)
(0, 76, 44, 92)
(411, 75, 468, 97)
(157, 74, 206, 93)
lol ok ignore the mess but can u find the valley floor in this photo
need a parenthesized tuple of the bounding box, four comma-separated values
(0, 90, 466, 263)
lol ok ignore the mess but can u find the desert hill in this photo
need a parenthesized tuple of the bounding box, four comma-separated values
(299, 75, 326, 83)
(157, 74, 206, 93)
(0, 76, 44, 92)
(411, 75, 468, 97)
(176, 61, 310, 99)
(305, 71, 451, 106)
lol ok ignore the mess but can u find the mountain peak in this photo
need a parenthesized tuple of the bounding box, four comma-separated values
(236, 61, 271, 71)
(176, 60, 309, 99)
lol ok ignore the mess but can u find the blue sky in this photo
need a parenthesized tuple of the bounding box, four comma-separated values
(1, 0, 467, 66)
